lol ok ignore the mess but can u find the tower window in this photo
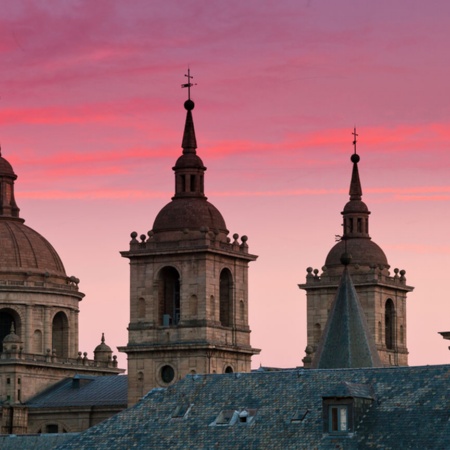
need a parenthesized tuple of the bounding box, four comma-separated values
(52, 312, 69, 358)
(158, 267, 181, 326)
(219, 269, 233, 327)
(190, 174, 196, 192)
(357, 218, 362, 232)
(385, 299, 395, 350)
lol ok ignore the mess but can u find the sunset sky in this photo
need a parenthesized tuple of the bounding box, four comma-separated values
(1, 1, 449, 369)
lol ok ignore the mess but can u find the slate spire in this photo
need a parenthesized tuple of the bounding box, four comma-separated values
(172, 75, 206, 199)
(311, 254, 382, 369)
(181, 99, 197, 154)
(341, 129, 371, 239)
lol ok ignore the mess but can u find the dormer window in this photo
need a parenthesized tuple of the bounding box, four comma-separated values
(329, 405, 348, 432)
(323, 399, 352, 433)
(322, 384, 374, 436)
(210, 408, 257, 427)
(171, 403, 192, 420)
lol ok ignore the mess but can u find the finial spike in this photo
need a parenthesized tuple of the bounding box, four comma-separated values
(101, 333, 105, 344)
(181, 67, 197, 100)
(352, 126, 358, 154)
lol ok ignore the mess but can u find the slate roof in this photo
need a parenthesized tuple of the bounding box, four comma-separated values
(0, 433, 77, 450)
(47, 364, 449, 450)
(312, 266, 382, 369)
(26, 374, 128, 408)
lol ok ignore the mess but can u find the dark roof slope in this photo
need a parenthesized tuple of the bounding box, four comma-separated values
(312, 267, 382, 369)
(54, 365, 450, 450)
(26, 375, 127, 408)
(0, 433, 77, 450)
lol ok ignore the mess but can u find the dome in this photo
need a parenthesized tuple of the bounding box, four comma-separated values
(0, 157, 16, 178)
(174, 153, 205, 170)
(343, 200, 369, 213)
(0, 219, 66, 277)
(153, 198, 228, 234)
(3, 328, 21, 344)
(325, 238, 389, 269)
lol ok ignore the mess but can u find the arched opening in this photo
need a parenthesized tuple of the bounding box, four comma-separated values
(385, 299, 395, 350)
(158, 267, 180, 326)
(52, 312, 69, 358)
(224, 366, 234, 373)
(219, 268, 233, 327)
(33, 330, 43, 354)
(0, 309, 20, 352)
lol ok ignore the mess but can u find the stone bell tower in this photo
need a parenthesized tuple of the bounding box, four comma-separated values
(120, 82, 259, 405)
(299, 131, 413, 367)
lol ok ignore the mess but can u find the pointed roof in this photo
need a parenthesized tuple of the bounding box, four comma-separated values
(151, 86, 228, 240)
(181, 100, 197, 153)
(325, 132, 389, 269)
(311, 255, 382, 369)
(349, 153, 362, 200)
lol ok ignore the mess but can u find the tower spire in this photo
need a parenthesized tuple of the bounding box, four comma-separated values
(173, 70, 205, 199)
(181, 68, 197, 154)
(349, 127, 362, 201)
(341, 128, 369, 239)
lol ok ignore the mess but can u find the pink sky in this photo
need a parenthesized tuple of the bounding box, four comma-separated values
(1, 0, 449, 369)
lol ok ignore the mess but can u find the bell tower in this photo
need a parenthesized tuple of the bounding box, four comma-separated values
(299, 130, 413, 367)
(120, 76, 259, 405)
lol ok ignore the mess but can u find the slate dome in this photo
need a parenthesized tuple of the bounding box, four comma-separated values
(325, 238, 388, 269)
(153, 198, 228, 234)
(0, 220, 67, 277)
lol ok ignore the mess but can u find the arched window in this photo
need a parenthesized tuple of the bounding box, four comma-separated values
(385, 299, 395, 350)
(219, 269, 233, 327)
(158, 267, 181, 326)
(0, 309, 20, 352)
(52, 312, 69, 358)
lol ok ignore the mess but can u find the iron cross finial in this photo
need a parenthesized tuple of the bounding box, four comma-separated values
(352, 126, 358, 154)
(181, 68, 197, 100)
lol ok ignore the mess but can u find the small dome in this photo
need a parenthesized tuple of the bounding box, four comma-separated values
(0, 157, 16, 178)
(343, 200, 369, 214)
(325, 238, 388, 269)
(0, 219, 66, 278)
(94, 339, 112, 354)
(153, 198, 228, 235)
(3, 326, 21, 344)
(173, 153, 205, 170)
(94, 333, 112, 362)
